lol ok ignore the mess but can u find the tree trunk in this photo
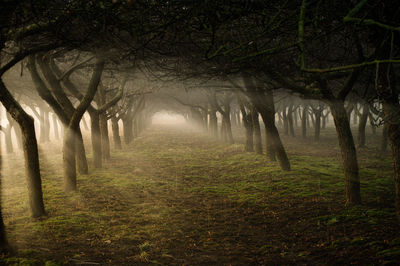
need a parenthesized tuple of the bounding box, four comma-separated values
(259, 110, 290, 170)
(314, 109, 322, 141)
(387, 122, 400, 221)
(251, 106, 262, 154)
(75, 128, 88, 174)
(0, 145, 9, 252)
(14, 123, 22, 150)
(301, 106, 307, 139)
(328, 100, 361, 205)
(111, 117, 122, 149)
(244, 113, 254, 152)
(357, 102, 369, 147)
(123, 118, 133, 144)
(209, 109, 218, 138)
(63, 127, 77, 191)
(4, 113, 14, 153)
(257, 90, 290, 170)
(89, 111, 102, 168)
(224, 115, 234, 144)
(0, 79, 46, 217)
(100, 113, 110, 160)
(220, 118, 227, 142)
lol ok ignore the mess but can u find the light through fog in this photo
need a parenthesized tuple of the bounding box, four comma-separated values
(152, 112, 186, 125)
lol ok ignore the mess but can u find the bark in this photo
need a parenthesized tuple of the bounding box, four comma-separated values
(0, 79, 46, 217)
(387, 121, 400, 220)
(123, 118, 133, 144)
(75, 128, 88, 174)
(63, 128, 77, 191)
(111, 117, 122, 149)
(258, 92, 289, 169)
(328, 100, 361, 205)
(251, 106, 262, 154)
(13, 123, 22, 150)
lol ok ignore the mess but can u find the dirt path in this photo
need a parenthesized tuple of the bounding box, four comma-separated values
(2, 124, 399, 265)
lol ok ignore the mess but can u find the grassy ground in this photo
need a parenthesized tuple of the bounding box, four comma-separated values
(1, 123, 399, 265)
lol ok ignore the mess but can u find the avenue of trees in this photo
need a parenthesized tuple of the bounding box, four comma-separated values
(0, 0, 399, 252)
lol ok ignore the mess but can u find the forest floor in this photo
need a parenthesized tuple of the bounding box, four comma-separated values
(1, 123, 400, 265)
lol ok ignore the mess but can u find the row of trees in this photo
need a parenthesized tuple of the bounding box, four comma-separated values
(0, 0, 399, 251)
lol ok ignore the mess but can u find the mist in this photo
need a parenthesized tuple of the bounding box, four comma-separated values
(0, 1, 399, 265)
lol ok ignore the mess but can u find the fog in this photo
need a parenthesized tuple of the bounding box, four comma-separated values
(0, 1, 399, 265)
(151, 112, 186, 125)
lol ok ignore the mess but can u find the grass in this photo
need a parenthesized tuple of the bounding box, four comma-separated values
(0, 123, 399, 265)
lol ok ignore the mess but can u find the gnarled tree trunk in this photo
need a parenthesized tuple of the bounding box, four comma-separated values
(0, 79, 46, 217)
(328, 100, 361, 205)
